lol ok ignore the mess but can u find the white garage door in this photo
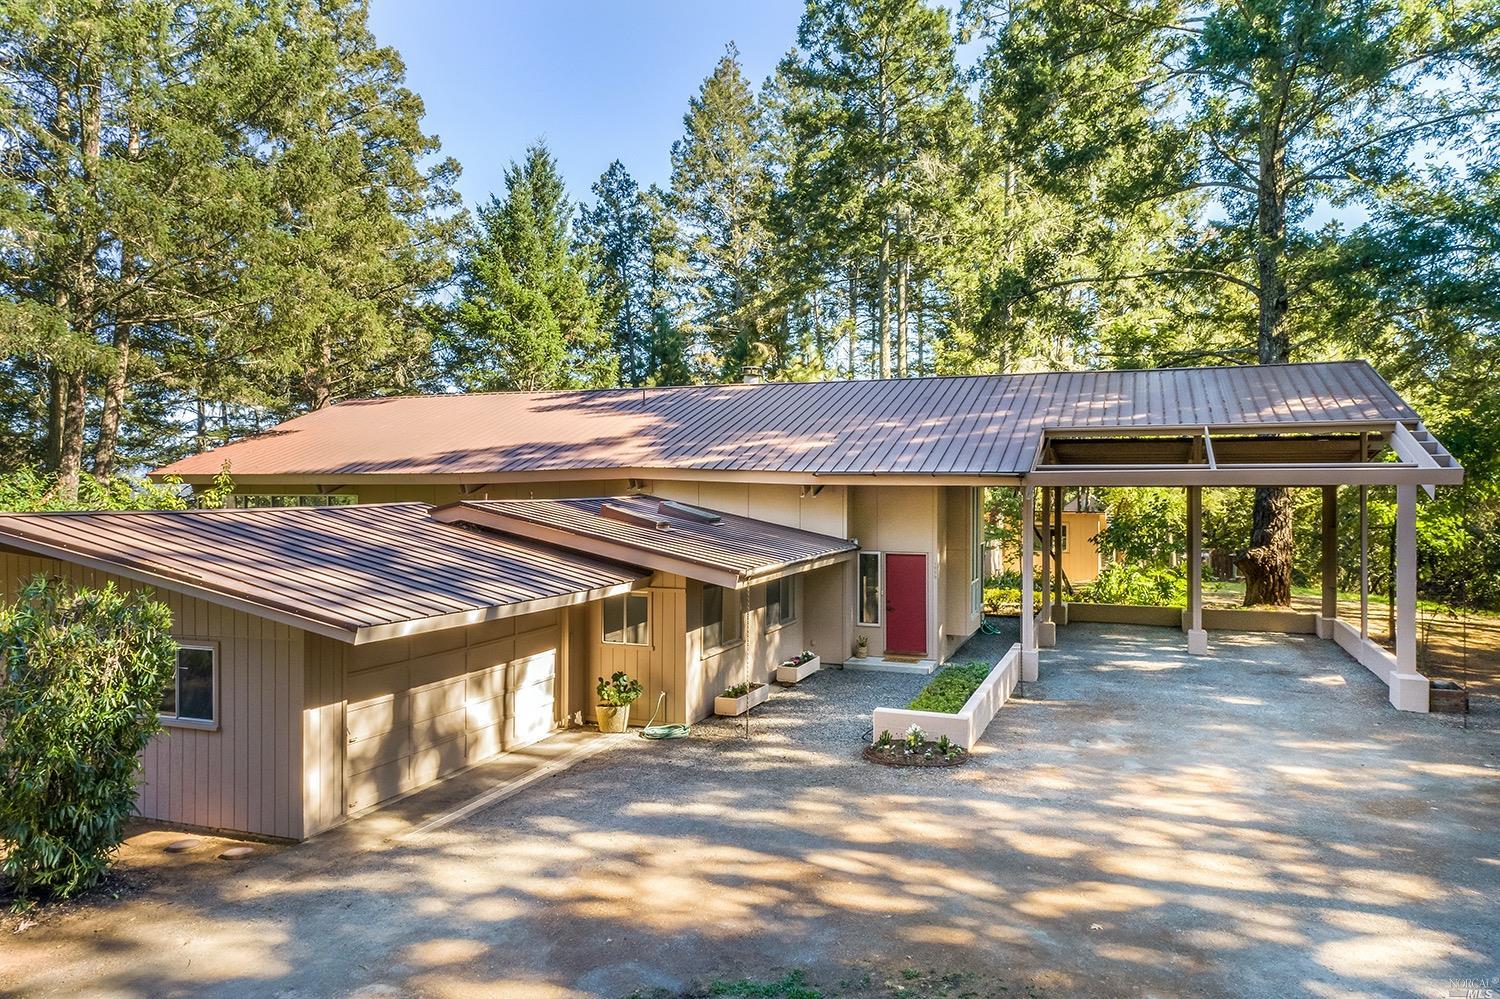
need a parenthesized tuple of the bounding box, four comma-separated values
(344, 612, 560, 814)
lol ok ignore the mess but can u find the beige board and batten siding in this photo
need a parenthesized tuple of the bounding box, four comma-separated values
(336, 610, 562, 816)
(588, 572, 688, 725)
(0, 551, 306, 840)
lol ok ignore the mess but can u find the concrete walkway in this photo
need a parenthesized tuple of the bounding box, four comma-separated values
(3, 623, 1497, 998)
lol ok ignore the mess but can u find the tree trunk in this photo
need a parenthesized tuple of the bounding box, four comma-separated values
(46, 365, 64, 470)
(876, 230, 891, 378)
(94, 109, 142, 477)
(56, 369, 88, 505)
(896, 253, 908, 378)
(847, 262, 859, 376)
(1241, 104, 1294, 607)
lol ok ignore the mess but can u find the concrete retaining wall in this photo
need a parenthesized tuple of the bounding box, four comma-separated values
(1065, 603, 1318, 634)
(1066, 603, 1181, 627)
(871, 643, 1021, 751)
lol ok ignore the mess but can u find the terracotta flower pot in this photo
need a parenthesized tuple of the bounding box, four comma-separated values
(595, 703, 631, 733)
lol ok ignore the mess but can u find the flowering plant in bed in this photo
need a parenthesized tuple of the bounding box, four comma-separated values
(865, 724, 968, 767)
(774, 649, 821, 685)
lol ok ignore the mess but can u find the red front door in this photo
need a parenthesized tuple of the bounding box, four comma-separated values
(884, 553, 927, 656)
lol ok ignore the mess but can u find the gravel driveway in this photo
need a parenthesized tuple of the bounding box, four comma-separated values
(4, 619, 1497, 999)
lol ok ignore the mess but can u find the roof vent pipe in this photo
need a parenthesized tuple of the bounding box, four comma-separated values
(741, 365, 764, 384)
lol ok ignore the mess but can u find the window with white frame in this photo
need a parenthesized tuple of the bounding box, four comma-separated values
(160, 644, 216, 724)
(700, 583, 740, 652)
(764, 575, 797, 631)
(603, 592, 650, 645)
(858, 552, 881, 625)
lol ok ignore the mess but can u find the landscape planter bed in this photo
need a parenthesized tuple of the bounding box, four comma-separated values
(871, 643, 1021, 751)
(862, 741, 970, 768)
(714, 682, 770, 717)
(775, 653, 821, 685)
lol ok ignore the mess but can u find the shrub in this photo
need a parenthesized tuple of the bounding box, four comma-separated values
(721, 681, 764, 698)
(908, 661, 994, 713)
(1076, 562, 1187, 606)
(0, 575, 177, 900)
(595, 671, 644, 707)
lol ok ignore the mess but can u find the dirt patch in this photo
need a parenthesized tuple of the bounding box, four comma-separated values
(0, 867, 156, 933)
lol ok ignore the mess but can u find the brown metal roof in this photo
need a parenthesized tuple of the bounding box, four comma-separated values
(433, 496, 857, 588)
(152, 362, 1422, 484)
(0, 503, 647, 643)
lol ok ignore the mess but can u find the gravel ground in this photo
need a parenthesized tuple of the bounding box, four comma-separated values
(6, 617, 1496, 999)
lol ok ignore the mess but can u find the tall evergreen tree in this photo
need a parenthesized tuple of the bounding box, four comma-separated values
(669, 45, 772, 378)
(445, 142, 613, 391)
(1166, 0, 1500, 605)
(579, 161, 653, 385)
(783, 0, 971, 378)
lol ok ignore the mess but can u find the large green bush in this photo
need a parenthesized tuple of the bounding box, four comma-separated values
(0, 576, 177, 899)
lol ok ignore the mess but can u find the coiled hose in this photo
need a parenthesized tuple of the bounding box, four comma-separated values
(639, 692, 690, 740)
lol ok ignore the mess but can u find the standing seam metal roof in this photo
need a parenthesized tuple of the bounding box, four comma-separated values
(0, 503, 648, 641)
(152, 362, 1419, 480)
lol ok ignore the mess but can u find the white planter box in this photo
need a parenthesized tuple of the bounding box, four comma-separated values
(871, 643, 1021, 751)
(714, 682, 771, 717)
(775, 654, 821, 684)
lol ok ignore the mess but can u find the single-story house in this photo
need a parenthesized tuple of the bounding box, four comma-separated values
(0, 362, 1462, 840)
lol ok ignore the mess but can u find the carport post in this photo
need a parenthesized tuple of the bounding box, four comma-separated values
(1319, 486, 1339, 638)
(1186, 486, 1208, 655)
(1020, 486, 1038, 681)
(1359, 485, 1369, 640)
(1389, 484, 1428, 711)
(1039, 486, 1055, 648)
(1053, 487, 1065, 624)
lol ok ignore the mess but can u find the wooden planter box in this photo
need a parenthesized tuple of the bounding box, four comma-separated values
(714, 682, 770, 717)
(1430, 680, 1469, 714)
(775, 654, 821, 685)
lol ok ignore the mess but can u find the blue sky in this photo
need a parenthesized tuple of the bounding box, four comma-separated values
(368, 1, 806, 209)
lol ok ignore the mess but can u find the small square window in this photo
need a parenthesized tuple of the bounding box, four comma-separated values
(701, 583, 740, 652)
(604, 593, 649, 645)
(765, 576, 796, 631)
(161, 645, 215, 724)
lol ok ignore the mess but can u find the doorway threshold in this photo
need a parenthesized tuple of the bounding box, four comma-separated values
(844, 655, 939, 675)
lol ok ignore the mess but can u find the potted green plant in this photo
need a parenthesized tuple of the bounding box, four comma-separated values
(595, 671, 644, 732)
(854, 634, 869, 659)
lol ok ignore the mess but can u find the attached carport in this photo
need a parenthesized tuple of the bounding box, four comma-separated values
(1015, 419, 1463, 712)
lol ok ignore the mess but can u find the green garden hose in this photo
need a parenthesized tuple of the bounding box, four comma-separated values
(639, 692, 690, 740)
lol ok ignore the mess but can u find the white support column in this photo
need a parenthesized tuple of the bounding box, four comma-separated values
(1020, 486, 1038, 681)
(1186, 486, 1208, 655)
(1038, 485, 1055, 648)
(1359, 484, 1369, 641)
(1390, 484, 1428, 711)
(1317, 486, 1338, 639)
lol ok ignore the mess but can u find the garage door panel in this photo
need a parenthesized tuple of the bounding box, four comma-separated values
(344, 617, 562, 815)
(345, 696, 404, 743)
(466, 693, 503, 733)
(410, 676, 466, 723)
(467, 663, 506, 701)
(467, 722, 502, 761)
(347, 662, 408, 703)
(411, 735, 466, 785)
(410, 648, 468, 688)
(508, 652, 556, 690)
(412, 704, 466, 748)
(347, 757, 408, 813)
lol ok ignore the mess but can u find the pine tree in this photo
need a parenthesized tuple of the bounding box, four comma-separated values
(445, 143, 613, 391)
(1169, 0, 1500, 605)
(783, 0, 972, 379)
(579, 161, 653, 386)
(669, 45, 772, 378)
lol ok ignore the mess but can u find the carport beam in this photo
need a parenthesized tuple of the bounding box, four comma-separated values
(1020, 487, 1038, 680)
(1187, 486, 1207, 656)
